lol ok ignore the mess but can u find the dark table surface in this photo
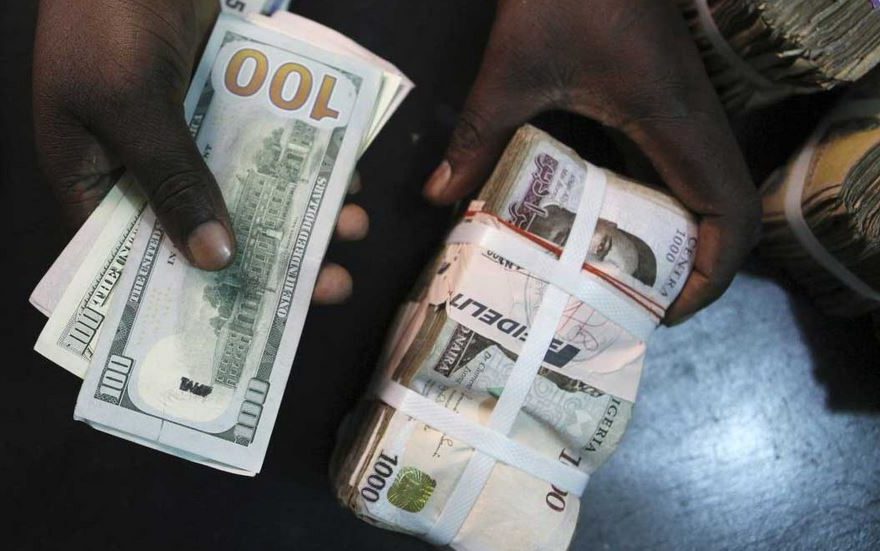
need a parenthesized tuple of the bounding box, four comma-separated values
(3, 2, 879, 550)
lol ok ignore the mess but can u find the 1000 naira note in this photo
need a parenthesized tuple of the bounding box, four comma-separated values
(73, 14, 384, 475)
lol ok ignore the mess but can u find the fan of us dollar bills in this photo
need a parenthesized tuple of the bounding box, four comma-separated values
(29, 10, 412, 475)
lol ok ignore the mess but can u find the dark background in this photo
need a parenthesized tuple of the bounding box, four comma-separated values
(2, 1, 879, 550)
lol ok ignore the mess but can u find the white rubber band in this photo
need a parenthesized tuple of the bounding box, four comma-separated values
(692, 0, 811, 97)
(486, 164, 606, 436)
(377, 381, 590, 496)
(783, 100, 880, 303)
(425, 162, 608, 546)
(445, 223, 657, 341)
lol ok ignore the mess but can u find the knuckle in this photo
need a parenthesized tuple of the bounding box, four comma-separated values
(55, 171, 119, 206)
(99, 63, 180, 114)
(86, 49, 188, 115)
(103, 77, 145, 109)
(69, 70, 153, 125)
(148, 169, 208, 219)
(619, 76, 706, 130)
(648, 78, 697, 119)
(489, 34, 561, 96)
(449, 108, 489, 157)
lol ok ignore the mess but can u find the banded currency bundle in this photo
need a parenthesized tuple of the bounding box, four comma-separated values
(332, 126, 698, 550)
(29, 12, 412, 474)
(761, 74, 880, 318)
(677, 0, 880, 112)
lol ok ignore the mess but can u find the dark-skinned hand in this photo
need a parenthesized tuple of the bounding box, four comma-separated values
(33, 0, 367, 303)
(423, 0, 761, 324)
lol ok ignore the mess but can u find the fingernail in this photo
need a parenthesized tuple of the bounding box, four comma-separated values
(312, 263, 353, 305)
(423, 160, 452, 202)
(187, 220, 234, 271)
(348, 171, 362, 194)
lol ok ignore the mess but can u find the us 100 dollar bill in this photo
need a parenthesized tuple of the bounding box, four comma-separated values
(73, 14, 385, 475)
(32, 11, 412, 379)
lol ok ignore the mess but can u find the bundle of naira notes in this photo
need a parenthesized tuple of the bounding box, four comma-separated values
(760, 71, 880, 321)
(331, 126, 698, 550)
(676, 0, 880, 112)
(29, 11, 412, 475)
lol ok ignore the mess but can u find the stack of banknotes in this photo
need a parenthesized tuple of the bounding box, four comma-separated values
(29, 11, 412, 475)
(331, 126, 698, 550)
(761, 72, 880, 319)
(677, 0, 880, 112)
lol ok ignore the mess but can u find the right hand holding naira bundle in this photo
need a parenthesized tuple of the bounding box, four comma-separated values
(333, 126, 699, 550)
(422, 0, 760, 325)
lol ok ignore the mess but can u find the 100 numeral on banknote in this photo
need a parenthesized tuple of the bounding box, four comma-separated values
(74, 15, 382, 474)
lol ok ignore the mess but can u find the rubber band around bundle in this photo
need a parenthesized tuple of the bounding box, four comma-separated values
(783, 99, 880, 304)
(445, 221, 659, 341)
(377, 380, 590, 496)
(460, 209, 667, 319)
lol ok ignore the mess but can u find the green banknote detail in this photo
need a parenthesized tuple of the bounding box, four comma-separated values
(387, 467, 437, 513)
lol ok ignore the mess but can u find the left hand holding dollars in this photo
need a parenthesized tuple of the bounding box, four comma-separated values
(31, 12, 412, 475)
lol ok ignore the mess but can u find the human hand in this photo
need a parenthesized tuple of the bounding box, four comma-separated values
(423, 0, 760, 323)
(33, 0, 364, 303)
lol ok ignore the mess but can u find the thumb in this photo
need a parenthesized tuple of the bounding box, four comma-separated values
(95, 99, 235, 271)
(424, 57, 543, 205)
